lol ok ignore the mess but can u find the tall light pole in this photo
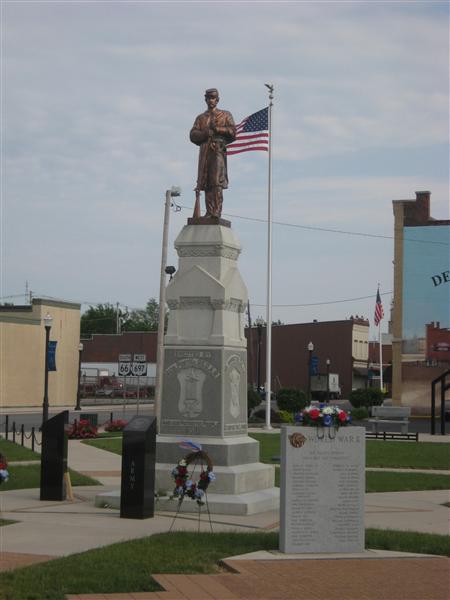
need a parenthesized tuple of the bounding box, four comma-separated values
(307, 341, 314, 403)
(256, 323, 262, 395)
(155, 186, 181, 433)
(42, 313, 53, 425)
(75, 342, 84, 411)
(326, 358, 331, 404)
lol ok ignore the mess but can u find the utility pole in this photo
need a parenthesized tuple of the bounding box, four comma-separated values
(155, 187, 181, 433)
(116, 302, 120, 334)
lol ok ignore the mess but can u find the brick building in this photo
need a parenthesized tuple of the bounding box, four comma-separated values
(246, 317, 369, 398)
(426, 322, 450, 363)
(81, 317, 369, 399)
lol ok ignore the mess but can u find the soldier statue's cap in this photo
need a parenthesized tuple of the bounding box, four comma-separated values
(205, 88, 219, 96)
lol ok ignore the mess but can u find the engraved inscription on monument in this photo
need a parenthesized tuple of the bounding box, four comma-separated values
(161, 348, 222, 436)
(223, 350, 247, 435)
(280, 426, 365, 554)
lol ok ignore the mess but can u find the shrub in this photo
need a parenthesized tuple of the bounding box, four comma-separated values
(349, 388, 384, 408)
(349, 406, 370, 420)
(104, 419, 128, 432)
(67, 419, 98, 439)
(276, 388, 308, 413)
(278, 410, 295, 424)
(247, 387, 262, 417)
(251, 408, 282, 423)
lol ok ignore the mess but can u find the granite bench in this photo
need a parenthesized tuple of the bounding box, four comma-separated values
(368, 406, 411, 434)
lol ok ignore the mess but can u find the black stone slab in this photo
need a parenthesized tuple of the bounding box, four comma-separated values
(187, 216, 231, 227)
(120, 415, 156, 519)
(40, 410, 68, 501)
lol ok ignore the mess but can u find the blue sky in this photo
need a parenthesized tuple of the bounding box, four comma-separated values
(2, 1, 449, 340)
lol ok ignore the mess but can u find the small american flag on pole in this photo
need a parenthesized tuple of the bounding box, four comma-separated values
(374, 288, 384, 326)
(227, 107, 269, 155)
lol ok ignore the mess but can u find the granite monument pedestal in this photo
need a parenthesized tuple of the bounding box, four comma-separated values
(155, 223, 278, 515)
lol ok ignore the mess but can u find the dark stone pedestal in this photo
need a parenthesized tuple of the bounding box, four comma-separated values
(187, 216, 231, 227)
(40, 410, 68, 501)
(120, 416, 156, 519)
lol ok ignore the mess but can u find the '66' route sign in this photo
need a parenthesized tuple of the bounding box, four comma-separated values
(118, 354, 147, 377)
(118, 354, 132, 377)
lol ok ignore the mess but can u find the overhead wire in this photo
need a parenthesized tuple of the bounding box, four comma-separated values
(174, 202, 448, 246)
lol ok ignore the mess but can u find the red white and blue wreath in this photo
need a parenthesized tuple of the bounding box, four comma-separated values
(171, 440, 215, 506)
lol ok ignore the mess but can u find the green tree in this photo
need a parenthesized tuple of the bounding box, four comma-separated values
(122, 298, 166, 332)
(80, 303, 118, 335)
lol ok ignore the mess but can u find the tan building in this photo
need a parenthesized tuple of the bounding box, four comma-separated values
(0, 298, 81, 409)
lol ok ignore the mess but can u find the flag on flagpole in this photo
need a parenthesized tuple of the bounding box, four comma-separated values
(227, 107, 269, 155)
(374, 289, 384, 326)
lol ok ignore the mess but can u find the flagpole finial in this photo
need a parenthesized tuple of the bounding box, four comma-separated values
(264, 83, 274, 101)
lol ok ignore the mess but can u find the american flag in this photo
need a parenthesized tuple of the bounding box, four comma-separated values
(227, 107, 269, 155)
(374, 289, 384, 326)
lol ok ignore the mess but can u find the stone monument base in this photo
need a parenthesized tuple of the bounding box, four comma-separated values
(95, 487, 279, 517)
(155, 434, 279, 516)
(157, 488, 279, 516)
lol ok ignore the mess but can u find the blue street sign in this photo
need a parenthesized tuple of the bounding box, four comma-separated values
(310, 356, 319, 375)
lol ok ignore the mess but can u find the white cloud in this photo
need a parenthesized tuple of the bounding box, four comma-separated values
(2, 1, 448, 329)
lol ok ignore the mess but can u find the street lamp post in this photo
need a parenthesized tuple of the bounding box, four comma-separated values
(155, 186, 181, 433)
(307, 341, 314, 403)
(75, 342, 84, 411)
(256, 323, 262, 396)
(326, 358, 331, 404)
(42, 313, 53, 425)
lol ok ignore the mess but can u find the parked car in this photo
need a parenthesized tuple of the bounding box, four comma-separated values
(94, 387, 115, 397)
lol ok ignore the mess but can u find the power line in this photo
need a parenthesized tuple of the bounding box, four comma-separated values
(251, 291, 392, 308)
(175, 202, 448, 246)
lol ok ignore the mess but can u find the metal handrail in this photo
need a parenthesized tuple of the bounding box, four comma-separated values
(431, 369, 450, 435)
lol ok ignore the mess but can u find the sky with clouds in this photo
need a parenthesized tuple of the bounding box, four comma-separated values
(2, 0, 449, 340)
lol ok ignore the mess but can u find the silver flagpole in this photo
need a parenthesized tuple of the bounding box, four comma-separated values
(378, 285, 384, 393)
(264, 83, 274, 431)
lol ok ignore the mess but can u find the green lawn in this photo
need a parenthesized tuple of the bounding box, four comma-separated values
(0, 529, 448, 600)
(0, 438, 40, 461)
(0, 464, 100, 491)
(249, 432, 449, 470)
(84, 436, 122, 454)
(365, 471, 450, 493)
(0, 531, 277, 600)
(0, 519, 18, 527)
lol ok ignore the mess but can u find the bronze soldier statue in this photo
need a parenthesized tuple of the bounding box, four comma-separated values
(190, 89, 236, 219)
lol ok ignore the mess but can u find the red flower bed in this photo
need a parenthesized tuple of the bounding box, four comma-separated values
(104, 419, 128, 432)
(67, 419, 98, 439)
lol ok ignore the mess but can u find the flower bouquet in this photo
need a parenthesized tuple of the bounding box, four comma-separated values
(296, 404, 351, 428)
(0, 455, 9, 485)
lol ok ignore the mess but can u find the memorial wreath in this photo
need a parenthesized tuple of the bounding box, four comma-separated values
(171, 441, 215, 506)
